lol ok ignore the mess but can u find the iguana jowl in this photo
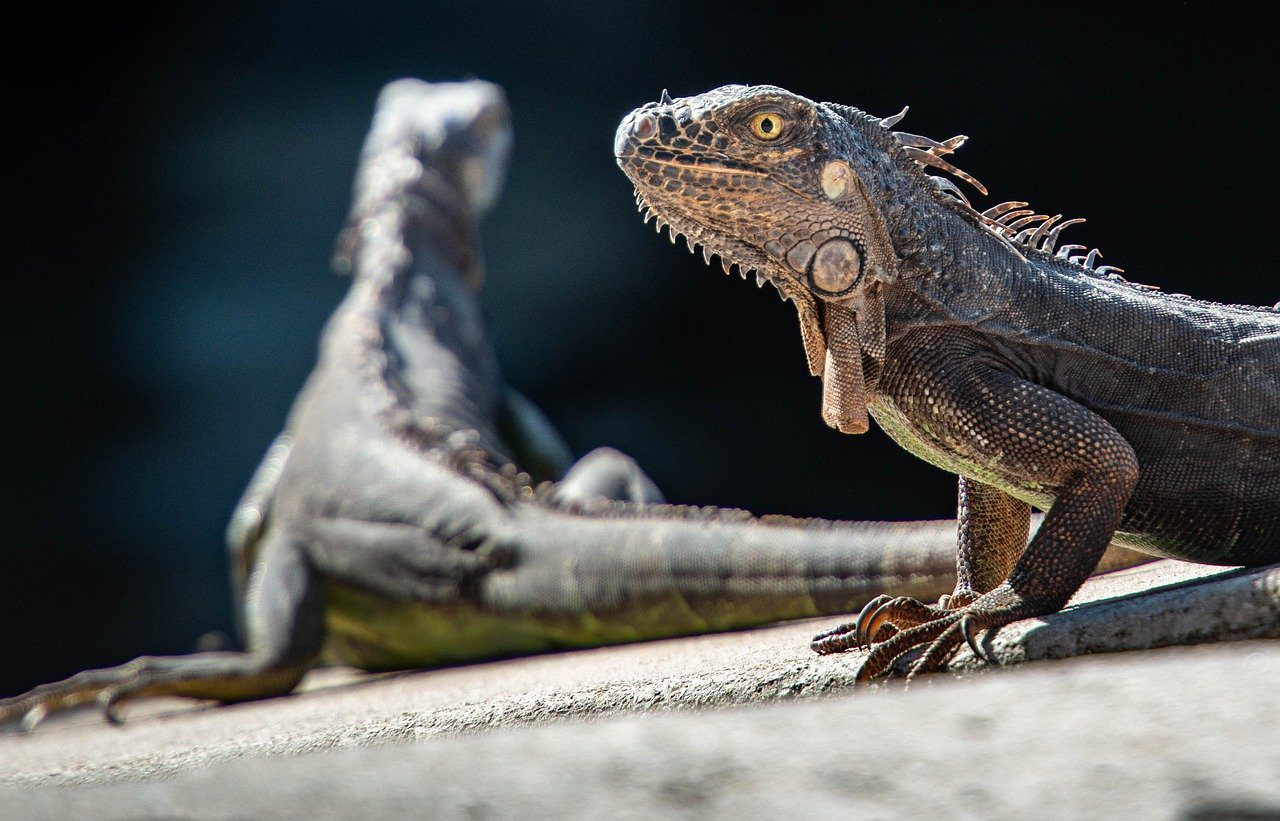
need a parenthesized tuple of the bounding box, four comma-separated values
(615, 84, 1280, 682)
(0, 80, 989, 729)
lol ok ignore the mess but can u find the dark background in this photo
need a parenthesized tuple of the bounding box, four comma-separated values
(5, 3, 1277, 695)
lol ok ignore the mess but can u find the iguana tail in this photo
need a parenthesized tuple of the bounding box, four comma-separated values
(483, 510, 958, 641)
(478, 507, 1150, 648)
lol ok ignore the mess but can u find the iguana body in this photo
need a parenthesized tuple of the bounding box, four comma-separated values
(615, 84, 1280, 681)
(0, 80, 993, 729)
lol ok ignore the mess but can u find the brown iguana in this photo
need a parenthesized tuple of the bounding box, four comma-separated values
(0, 79, 1004, 731)
(615, 84, 1280, 682)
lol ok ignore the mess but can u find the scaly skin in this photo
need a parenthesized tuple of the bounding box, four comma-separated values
(615, 84, 1280, 682)
(1, 80, 1011, 731)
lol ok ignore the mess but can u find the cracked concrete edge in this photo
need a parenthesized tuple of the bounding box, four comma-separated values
(1, 561, 1277, 788)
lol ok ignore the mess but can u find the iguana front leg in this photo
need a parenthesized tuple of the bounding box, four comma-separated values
(814, 477, 1032, 652)
(814, 335, 1139, 681)
(497, 388, 575, 483)
(498, 390, 664, 504)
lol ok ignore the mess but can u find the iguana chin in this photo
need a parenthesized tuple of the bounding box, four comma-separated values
(1, 79, 1003, 731)
(615, 84, 1280, 682)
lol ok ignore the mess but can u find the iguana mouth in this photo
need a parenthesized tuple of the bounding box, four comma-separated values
(618, 145, 768, 178)
(615, 112, 813, 307)
(615, 96, 828, 378)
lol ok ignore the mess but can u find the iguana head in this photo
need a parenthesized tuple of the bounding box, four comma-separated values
(337, 79, 513, 286)
(616, 84, 1111, 433)
(615, 84, 923, 433)
(614, 85, 909, 302)
(371, 79, 513, 217)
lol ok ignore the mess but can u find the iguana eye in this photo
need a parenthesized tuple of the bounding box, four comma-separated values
(750, 111, 786, 141)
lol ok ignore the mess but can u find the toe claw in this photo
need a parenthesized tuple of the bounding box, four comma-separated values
(960, 615, 996, 667)
(811, 621, 856, 643)
(99, 690, 125, 726)
(810, 627, 857, 655)
(852, 595, 892, 649)
(19, 704, 48, 734)
(860, 599, 898, 648)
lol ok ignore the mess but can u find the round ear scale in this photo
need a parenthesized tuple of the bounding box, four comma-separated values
(819, 159, 898, 286)
(809, 238, 863, 296)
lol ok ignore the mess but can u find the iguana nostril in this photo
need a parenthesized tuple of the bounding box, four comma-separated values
(632, 112, 656, 139)
(615, 113, 656, 157)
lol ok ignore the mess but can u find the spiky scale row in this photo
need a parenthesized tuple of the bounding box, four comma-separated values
(1042, 218, 1086, 254)
(928, 176, 971, 207)
(879, 105, 909, 128)
(633, 187, 792, 303)
(902, 147, 989, 197)
(893, 122, 986, 196)
(878, 107, 1164, 291)
(895, 132, 968, 154)
(981, 201, 1028, 219)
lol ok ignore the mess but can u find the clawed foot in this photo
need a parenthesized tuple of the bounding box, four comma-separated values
(0, 653, 305, 733)
(811, 588, 1031, 683)
(1, 665, 147, 733)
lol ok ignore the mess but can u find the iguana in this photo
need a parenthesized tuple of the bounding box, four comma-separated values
(615, 84, 1280, 683)
(0, 79, 993, 731)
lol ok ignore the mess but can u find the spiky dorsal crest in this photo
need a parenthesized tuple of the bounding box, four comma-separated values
(826, 101, 1154, 290)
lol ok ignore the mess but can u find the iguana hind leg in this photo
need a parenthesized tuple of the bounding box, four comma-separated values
(1, 537, 322, 730)
(225, 432, 293, 643)
(2, 654, 311, 731)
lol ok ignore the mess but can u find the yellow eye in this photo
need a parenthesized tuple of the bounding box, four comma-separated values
(750, 111, 786, 141)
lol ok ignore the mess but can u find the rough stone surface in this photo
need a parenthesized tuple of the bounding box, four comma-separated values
(1, 560, 1277, 818)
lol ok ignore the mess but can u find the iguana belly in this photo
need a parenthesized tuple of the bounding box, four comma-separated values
(868, 399, 1056, 512)
(320, 579, 820, 671)
(868, 399, 1263, 563)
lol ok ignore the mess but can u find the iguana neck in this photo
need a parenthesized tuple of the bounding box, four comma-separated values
(853, 162, 1033, 329)
(355, 166, 482, 315)
(343, 161, 511, 469)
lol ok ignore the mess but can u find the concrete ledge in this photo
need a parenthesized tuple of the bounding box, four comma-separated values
(4, 641, 1280, 818)
(0, 560, 1276, 803)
